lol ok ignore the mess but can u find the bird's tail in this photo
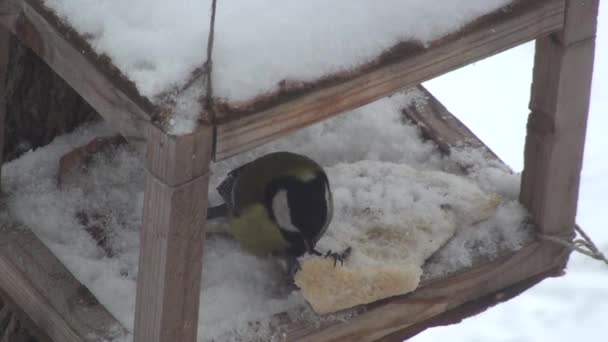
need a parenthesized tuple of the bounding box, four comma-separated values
(206, 203, 229, 220)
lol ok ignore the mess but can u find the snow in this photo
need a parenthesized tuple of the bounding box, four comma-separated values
(2, 127, 303, 341)
(295, 160, 503, 314)
(412, 2, 608, 341)
(43, 0, 514, 133)
(44, 0, 210, 100)
(2, 88, 528, 341)
(5, 0, 605, 340)
(210, 0, 513, 103)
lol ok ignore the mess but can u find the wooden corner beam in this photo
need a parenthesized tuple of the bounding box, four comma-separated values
(133, 125, 213, 342)
(520, 0, 599, 237)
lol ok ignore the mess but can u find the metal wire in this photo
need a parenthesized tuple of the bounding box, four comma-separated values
(204, 0, 218, 124)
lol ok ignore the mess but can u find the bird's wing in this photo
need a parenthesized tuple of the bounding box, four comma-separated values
(217, 173, 236, 206)
(206, 203, 230, 219)
(216, 161, 252, 215)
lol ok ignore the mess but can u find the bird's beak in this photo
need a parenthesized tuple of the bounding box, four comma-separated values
(305, 238, 316, 254)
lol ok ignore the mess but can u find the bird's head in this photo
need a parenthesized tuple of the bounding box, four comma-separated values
(265, 170, 333, 256)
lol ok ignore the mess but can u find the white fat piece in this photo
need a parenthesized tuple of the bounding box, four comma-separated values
(271, 189, 300, 233)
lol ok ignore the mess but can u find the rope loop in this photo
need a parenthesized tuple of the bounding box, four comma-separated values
(539, 225, 608, 266)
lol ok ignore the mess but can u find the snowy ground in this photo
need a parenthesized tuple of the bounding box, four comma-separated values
(414, 3, 608, 341)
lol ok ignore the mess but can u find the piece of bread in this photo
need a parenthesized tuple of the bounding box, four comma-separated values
(294, 161, 502, 315)
(294, 256, 421, 315)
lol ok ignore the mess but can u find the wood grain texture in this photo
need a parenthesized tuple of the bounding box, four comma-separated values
(3, 32, 100, 162)
(278, 87, 571, 341)
(0, 221, 127, 342)
(0, 0, 152, 152)
(134, 128, 213, 342)
(214, 0, 565, 160)
(145, 125, 213, 187)
(286, 241, 568, 341)
(0, 1, 583, 340)
(520, 0, 597, 237)
(378, 262, 561, 342)
(559, 0, 600, 45)
(0, 27, 8, 190)
(0, 288, 53, 342)
(402, 86, 501, 163)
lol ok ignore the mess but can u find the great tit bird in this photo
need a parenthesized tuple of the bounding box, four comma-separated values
(207, 152, 350, 272)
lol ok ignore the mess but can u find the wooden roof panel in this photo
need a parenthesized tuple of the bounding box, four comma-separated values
(1, 0, 564, 149)
(214, 0, 565, 160)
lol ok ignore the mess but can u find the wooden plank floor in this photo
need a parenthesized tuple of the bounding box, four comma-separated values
(280, 87, 571, 341)
(0, 85, 570, 341)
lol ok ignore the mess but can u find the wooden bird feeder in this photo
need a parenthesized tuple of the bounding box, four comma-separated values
(0, 0, 599, 341)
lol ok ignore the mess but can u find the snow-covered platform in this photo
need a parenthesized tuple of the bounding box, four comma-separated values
(0, 87, 549, 342)
(0, 0, 599, 341)
(0, 86, 572, 342)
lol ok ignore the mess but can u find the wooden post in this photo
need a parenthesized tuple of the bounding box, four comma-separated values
(134, 126, 213, 342)
(0, 28, 9, 188)
(520, 0, 599, 237)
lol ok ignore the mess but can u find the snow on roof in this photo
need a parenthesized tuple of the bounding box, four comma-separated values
(43, 0, 514, 133)
(2, 89, 532, 341)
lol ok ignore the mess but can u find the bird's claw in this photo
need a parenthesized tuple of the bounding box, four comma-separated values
(286, 256, 302, 278)
(323, 246, 352, 267)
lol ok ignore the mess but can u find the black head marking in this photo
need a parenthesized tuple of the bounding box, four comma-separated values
(265, 172, 332, 257)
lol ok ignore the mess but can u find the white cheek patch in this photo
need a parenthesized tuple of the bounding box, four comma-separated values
(272, 189, 300, 233)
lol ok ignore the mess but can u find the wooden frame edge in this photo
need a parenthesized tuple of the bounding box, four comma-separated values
(134, 126, 213, 342)
(520, 0, 598, 237)
(214, 0, 565, 160)
(286, 241, 569, 341)
(282, 84, 572, 340)
(0, 286, 54, 342)
(0, 221, 128, 342)
(379, 258, 565, 342)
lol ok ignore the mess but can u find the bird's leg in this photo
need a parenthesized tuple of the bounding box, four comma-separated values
(311, 246, 352, 267)
(286, 254, 302, 279)
(326, 246, 352, 267)
(310, 249, 323, 257)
